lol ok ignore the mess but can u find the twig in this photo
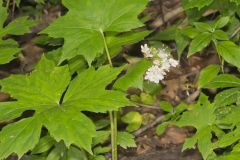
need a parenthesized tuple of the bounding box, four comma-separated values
(152, 6, 184, 28)
(231, 26, 240, 38)
(185, 90, 201, 104)
(134, 115, 165, 137)
(136, 103, 160, 110)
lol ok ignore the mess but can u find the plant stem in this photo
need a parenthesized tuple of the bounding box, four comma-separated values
(100, 29, 118, 160)
(6, 0, 10, 10)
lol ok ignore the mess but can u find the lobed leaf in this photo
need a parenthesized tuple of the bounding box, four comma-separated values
(0, 55, 131, 158)
(42, 0, 148, 65)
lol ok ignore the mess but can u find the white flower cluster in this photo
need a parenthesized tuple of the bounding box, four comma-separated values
(141, 44, 179, 83)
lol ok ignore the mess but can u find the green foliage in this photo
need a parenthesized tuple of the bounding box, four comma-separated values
(215, 41, 240, 68)
(114, 59, 152, 91)
(42, 0, 148, 65)
(0, 1, 36, 64)
(176, 94, 215, 159)
(121, 112, 143, 132)
(32, 135, 56, 154)
(198, 65, 220, 88)
(117, 132, 136, 149)
(1, 0, 240, 159)
(0, 56, 132, 159)
(156, 103, 188, 136)
(183, 0, 214, 10)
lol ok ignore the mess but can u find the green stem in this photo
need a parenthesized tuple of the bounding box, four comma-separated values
(100, 29, 118, 160)
(6, 0, 10, 10)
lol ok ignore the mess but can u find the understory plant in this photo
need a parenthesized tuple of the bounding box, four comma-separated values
(1, 0, 240, 160)
(0, 0, 152, 159)
(150, 0, 240, 159)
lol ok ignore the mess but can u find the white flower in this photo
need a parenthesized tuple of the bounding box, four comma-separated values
(141, 44, 153, 58)
(160, 59, 170, 71)
(158, 49, 169, 60)
(145, 65, 166, 83)
(153, 59, 161, 65)
(169, 58, 179, 67)
(142, 44, 179, 84)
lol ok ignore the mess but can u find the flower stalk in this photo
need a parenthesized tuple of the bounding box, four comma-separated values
(100, 29, 118, 160)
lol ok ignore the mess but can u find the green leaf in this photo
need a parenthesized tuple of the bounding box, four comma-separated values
(193, 22, 214, 32)
(156, 122, 168, 136)
(62, 65, 133, 112)
(67, 146, 88, 160)
(143, 81, 162, 95)
(220, 107, 240, 126)
(1, 57, 71, 106)
(0, 2, 7, 26)
(121, 112, 143, 132)
(149, 25, 178, 41)
(114, 59, 151, 91)
(176, 101, 215, 131)
(0, 4, 36, 64)
(204, 74, 240, 88)
(42, 0, 148, 65)
(93, 146, 110, 155)
(214, 16, 230, 29)
(43, 109, 95, 153)
(188, 32, 212, 57)
(160, 101, 173, 113)
(0, 55, 131, 158)
(29, 155, 46, 160)
(230, 0, 240, 5)
(93, 131, 110, 146)
(0, 39, 20, 64)
(47, 142, 67, 160)
(213, 30, 229, 40)
(107, 31, 151, 57)
(183, 0, 214, 10)
(94, 155, 106, 160)
(216, 153, 240, 160)
(32, 135, 56, 154)
(182, 26, 200, 39)
(0, 17, 36, 36)
(213, 128, 240, 149)
(0, 117, 42, 159)
(176, 95, 215, 159)
(0, 102, 26, 122)
(182, 136, 198, 150)
(198, 65, 220, 88)
(232, 143, 240, 152)
(140, 92, 156, 105)
(197, 127, 213, 160)
(176, 31, 190, 59)
(117, 132, 136, 149)
(215, 41, 240, 68)
(214, 88, 240, 107)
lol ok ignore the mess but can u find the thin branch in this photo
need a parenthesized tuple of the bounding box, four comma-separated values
(134, 115, 165, 137)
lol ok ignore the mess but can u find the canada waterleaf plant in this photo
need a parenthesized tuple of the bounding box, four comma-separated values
(42, 0, 148, 65)
(0, 56, 132, 159)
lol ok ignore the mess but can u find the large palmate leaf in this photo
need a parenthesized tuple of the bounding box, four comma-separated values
(176, 94, 216, 159)
(42, 0, 148, 65)
(0, 1, 36, 64)
(0, 117, 42, 159)
(62, 65, 133, 112)
(0, 56, 131, 159)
